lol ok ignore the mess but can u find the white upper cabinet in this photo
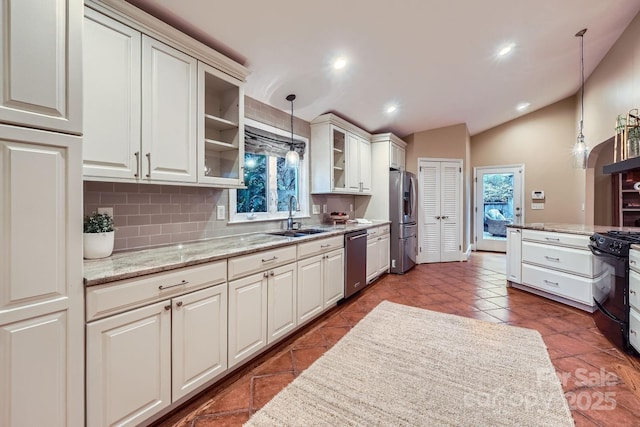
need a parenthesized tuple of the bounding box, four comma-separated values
(0, 0, 82, 134)
(197, 62, 245, 187)
(142, 35, 197, 183)
(82, 1, 249, 186)
(83, 9, 141, 179)
(310, 113, 372, 195)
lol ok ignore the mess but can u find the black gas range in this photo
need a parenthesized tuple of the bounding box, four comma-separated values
(589, 230, 640, 355)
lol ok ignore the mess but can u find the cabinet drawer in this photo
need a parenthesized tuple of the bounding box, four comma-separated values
(228, 245, 297, 281)
(378, 224, 390, 235)
(367, 226, 379, 238)
(522, 241, 601, 277)
(630, 269, 640, 311)
(522, 229, 590, 249)
(630, 307, 640, 354)
(297, 235, 343, 259)
(522, 264, 594, 305)
(86, 260, 227, 321)
(630, 249, 640, 273)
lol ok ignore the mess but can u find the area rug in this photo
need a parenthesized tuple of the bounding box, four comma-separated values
(245, 300, 573, 426)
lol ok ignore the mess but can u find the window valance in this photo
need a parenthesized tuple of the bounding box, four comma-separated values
(244, 125, 305, 159)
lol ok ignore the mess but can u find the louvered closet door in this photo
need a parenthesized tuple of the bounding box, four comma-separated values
(440, 162, 461, 262)
(418, 160, 461, 263)
(419, 162, 441, 263)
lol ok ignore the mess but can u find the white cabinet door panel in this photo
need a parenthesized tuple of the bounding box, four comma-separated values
(228, 274, 267, 368)
(267, 264, 297, 344)
(0, 0, 81, 133)
(142, 36, 197, 182)
(83, 9, 141, 179)
(172, 284, 228, 400)
(323, 249, 344, 307)
(296, 255, 324, 325)
(506, 228, 522, 283)
(0, 312, 68, 427)
(359, 137, 371, 193)
(87, 301, 171, 427)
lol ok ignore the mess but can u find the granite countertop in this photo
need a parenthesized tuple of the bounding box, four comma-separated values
(507, 222, 640, 236)
(84, 220, 389, 287)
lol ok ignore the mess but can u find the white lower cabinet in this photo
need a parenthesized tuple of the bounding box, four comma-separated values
(506, 227, 522, 283)
(85, 261, 228, 427)
(514, 229, 604, 311)
(87, 301, 171, 426)
(366, 226, 390, 283)
(228, 263, 297, 369)
(297, 247, 345, 326)
(171, 285, 228, 400)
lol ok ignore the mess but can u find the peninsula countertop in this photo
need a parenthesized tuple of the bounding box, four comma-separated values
(84, 221, 389, 287)
(506, 222, 640, 236)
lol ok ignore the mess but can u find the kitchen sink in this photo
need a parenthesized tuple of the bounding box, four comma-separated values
(267, 228, 328, 238)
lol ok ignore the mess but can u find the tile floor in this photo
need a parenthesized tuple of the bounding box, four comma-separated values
(154, 252, 640, 427)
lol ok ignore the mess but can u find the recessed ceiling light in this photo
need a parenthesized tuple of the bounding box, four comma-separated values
(516, 102, 531, 111)
(497, 43, 515, 57)
(386, 105, 397, 114)
(333, 57, 347, 70)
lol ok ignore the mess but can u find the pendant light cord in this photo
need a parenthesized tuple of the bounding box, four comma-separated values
(576, 28, 587, 132)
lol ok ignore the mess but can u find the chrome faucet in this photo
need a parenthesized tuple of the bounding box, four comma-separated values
(287, 195, 299, 230)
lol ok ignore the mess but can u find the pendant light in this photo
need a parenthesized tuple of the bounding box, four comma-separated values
(573, 28, 588, 169)
(285, 94, 299, 168)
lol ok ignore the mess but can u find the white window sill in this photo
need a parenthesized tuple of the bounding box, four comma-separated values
(227, 213, 311, 225)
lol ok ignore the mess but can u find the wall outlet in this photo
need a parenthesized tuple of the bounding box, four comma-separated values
(349, 204, 353, 212)
(98, 207, 113, 217)
(323, 204, 327, 214)
(216, 205, 225, 220)
(312, 204, 320, 215)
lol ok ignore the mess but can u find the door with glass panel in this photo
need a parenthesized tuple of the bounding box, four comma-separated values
(474, 166, 524, 252)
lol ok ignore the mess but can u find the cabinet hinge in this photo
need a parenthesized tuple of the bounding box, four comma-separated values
(419, 246, 422, 252)
(474, 177, 477, 183)
(459, 167, 462, 173)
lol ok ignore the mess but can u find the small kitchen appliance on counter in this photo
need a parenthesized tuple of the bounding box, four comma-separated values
(589, 230, 640, 356)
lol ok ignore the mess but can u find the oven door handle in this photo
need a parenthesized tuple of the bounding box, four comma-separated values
(593, 297, 626, 324)
(588, 244, 626, 261)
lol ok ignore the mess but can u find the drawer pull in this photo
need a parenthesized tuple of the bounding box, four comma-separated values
(158, 280, 189, 291)
(545, 237, 560, 242)
(544, 256, 560, 262)
(544, 279, 560, 287)
(631, 260, 637, 265)
(631, 290, 637, 295)
(262, 256, 278, 263)
(631, 329, 637, 336)
(320, 244, 331, 248)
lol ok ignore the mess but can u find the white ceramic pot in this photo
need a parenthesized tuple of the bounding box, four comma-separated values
(83, 231, 115, 259)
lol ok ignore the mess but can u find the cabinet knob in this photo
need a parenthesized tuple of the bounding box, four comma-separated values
(176, 301, 183, 307)
(269, 271, 275, 276)
(164, 304, 171, 311)
(263, 272, 268, 278)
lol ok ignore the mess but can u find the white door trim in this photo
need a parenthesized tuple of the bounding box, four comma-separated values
(473, 164, 524, 252)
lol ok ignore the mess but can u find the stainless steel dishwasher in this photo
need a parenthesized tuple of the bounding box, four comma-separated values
(344, 229, 368, 298)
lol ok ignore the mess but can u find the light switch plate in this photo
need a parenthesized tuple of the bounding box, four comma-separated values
(531, 202, 545, 210)
(216, 205, 225, 220)
(312, 205, 320, 215)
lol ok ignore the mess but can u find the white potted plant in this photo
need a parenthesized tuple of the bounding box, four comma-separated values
(83, 212, 115, 259)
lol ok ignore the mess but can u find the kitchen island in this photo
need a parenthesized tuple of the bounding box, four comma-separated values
(505, 223, 619, 313)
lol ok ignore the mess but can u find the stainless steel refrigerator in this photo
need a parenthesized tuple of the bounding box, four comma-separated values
(389, 170, 417, 274)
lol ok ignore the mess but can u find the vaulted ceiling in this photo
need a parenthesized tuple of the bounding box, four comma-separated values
(127, 0, 640, 137)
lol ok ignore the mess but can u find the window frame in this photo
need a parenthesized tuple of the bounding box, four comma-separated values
(228, 118, 309, 224)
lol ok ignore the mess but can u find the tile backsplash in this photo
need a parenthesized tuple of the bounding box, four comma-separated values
(84, 181, 355, 252)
